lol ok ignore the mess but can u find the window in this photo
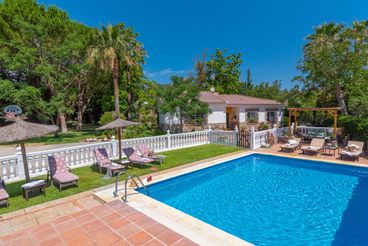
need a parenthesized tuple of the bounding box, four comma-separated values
(188, 114, 206, 125)
(247, 112, 258, 123)
(267, 112, 276, 122)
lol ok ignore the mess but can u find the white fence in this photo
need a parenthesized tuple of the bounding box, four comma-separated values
(1, 126, 335, 182)
(208, 130, 238, 146)
(0, 130, 209, 182)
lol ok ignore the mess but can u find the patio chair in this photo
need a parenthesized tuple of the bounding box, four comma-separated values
(280, 138, 301, 152)
(93, 148, 126, 175)
(47, 154, 79, 191)
(137, 144, 165, 164)
(301, 138, 325, 155)
(123, 147, 155, 168)
(341, 141, 364, 161)
(0, 179, 9, 207)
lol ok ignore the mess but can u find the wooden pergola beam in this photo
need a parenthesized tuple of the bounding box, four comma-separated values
(287, 107, 341, 136)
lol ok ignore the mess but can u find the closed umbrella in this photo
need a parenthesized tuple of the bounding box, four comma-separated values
(96, 118, 140, 160)
(0, 115, 59, 182)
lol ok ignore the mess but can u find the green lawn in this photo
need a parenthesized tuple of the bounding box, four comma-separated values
(0, 144, 242, 215)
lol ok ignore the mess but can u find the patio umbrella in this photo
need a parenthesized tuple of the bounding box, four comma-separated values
(0, 115, 59, 182)
(96, 117, 140, 160)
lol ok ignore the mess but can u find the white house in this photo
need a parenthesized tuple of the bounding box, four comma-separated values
(159, 91, 285, 131)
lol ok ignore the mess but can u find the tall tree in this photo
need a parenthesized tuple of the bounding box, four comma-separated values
(89, 23, 145, 119)
(159, 76, 210, 132)
(296, 21, 368, 115)
(194, 50, 207, 89)
(205, 49, 242, 94)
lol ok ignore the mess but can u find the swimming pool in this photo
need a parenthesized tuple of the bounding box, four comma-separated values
(138, 154, 368, 245)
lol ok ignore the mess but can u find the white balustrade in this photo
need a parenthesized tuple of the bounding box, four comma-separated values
(209, 130, 238, 146)
(1, 131, 212, 182)
(0, 155, 17, 181)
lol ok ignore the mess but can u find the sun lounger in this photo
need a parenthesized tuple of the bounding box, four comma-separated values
(47, 154, 79, 191)
(137, 144, 165, 164)
(280, 138, 301, 152)
(341, 141, 364, 161)
(123, 147, 155, 168)
(93, 148, 125, 175)
(301, 138, 325, 155)
(0, 179, 9, 207)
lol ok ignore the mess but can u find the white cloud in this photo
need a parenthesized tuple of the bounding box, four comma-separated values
(144, 68, 191, 83)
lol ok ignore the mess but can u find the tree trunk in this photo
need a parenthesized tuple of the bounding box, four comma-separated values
(58, 111, 68, 133)
(127, 71, 132, 120)
(76, 107, 83, 130)
(335, 84, 348, 115)
(76, 87, 85, 130)
(113, 57, 120, 116)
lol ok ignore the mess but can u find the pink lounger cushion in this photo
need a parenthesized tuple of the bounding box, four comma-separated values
(53, 172, 79, 183)
(0, 182, 9, 200)
(123, 147, 154, 163)
(94, 148, 112, 167)
(48, 154, 79, 183)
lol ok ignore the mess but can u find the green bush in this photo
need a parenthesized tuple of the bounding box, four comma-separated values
(339, 115, 368, 142)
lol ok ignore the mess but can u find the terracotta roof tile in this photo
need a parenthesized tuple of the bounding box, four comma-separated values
(199, 91, 283, 105)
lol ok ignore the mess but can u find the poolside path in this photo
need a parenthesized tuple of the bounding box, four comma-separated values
(0, 199, 197, 246)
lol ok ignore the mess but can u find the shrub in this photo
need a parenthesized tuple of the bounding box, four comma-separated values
(339, 115, 368, 142)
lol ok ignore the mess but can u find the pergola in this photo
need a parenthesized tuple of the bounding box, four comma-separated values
(288, 107, 341, 135)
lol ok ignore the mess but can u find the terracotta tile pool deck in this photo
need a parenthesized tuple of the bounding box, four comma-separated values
(0, 199, 198, 246)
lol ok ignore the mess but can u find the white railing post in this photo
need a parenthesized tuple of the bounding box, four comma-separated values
(234, 125, 239, 146)
(250, 126, 256, 150)
(15, 145, 25, 180)
(207, 126, 212, 144)
(111, 135, 117, 158)
(167, 130, 171, 149)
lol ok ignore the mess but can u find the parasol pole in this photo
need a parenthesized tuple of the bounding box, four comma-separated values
(20, 140, 31, 182)
(118, 128, 122, 160)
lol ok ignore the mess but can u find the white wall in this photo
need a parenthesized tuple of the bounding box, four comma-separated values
(208, 104, 226, 124)
(258, 111, 266, 122)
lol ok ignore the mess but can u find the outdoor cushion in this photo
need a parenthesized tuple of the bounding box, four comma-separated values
(138, 144, 153, 157)
(21, 180, 46, 189)
(341, 151, 360, 157)
(94, 148, 112, 165)
(302, 146, 320, 151)
(288, 139, 298, 145)
(0, 182, 9, 200)
(347, 144, 360, 152)
(53, 172, 79, 183)
(48, 154, 79, 182)
(123, 147, 154, 163)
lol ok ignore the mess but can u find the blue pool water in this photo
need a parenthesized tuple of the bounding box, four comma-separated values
(138, 154, 368, 245)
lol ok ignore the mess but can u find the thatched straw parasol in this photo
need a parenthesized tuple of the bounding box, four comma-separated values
(96, 118, 140, 160)
(0, 116, 59, 182)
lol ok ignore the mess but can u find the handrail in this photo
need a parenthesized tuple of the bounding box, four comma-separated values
(113, 171, 149, 202)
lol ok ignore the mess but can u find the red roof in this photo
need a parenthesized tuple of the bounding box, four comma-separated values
(199, 91, 283, 106)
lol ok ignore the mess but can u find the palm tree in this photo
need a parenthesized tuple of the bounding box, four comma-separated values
(89, 23, 145, 118)
(304, 23, 348, 114)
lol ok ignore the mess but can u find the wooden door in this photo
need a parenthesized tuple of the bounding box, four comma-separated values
(226, 107, 232, 129)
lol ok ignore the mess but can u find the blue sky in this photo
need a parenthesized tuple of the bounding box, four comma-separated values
(38, 0, 367, 88)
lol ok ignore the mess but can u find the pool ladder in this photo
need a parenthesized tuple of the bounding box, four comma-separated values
(113, 171, 149, 202)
